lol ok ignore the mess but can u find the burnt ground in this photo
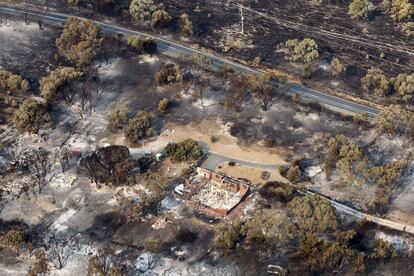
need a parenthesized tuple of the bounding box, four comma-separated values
(8, 0, 413, 106)
(165, 0, 414, 104)
(0, 14, 413, 275)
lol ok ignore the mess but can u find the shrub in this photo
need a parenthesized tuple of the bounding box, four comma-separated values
(165, 139, 202, 162)
(13, 98, 50, 133)
(264, 137, 275, 147)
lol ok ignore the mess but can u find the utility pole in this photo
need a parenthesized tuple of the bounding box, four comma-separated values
(240, 5, 244, 35)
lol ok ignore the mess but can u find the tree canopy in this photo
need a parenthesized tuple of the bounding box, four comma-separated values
(287, 194, 339, 234)
(56, 17, 102, 67)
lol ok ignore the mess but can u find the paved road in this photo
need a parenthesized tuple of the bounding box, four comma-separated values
(0, 5, 381, 117)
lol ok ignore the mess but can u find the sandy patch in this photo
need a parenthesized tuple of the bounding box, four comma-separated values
(216, 163, 285, 186)
(152, 120, 287, 165)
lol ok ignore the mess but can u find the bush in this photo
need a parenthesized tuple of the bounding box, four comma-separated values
(0, 229, 26, 253)
(126, 35, 143, 51)
(39, 67, 82, 102)
(151, 9, 171, 30)
(175, 229, 198, 243)
(13, 98, 50, 133)
(286, 166, 301, 183)
(165, 139, 202, 162)
(155, 63, 182, 85)
(0, 69, 29, 93)
(180, 167, 192, 177)
(158, 98, 170, 113)
(107, 102, 129, 132)
(279, 166, 288, 176)
(348, 0, 375, 19)
(56, 17, 102, 67)
(179, 13, 193, 36)
(264, 137, 275, 147)
(361, 67, 390, 96)
(228, 161, 236, 166)
(210, 135, 218, 143)
(124, 111, 153, 143)
(288, 194, 339, 234)
(259, 181, 297, 203)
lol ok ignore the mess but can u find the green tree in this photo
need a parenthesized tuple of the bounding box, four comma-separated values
(213, 223, 241, 252)
(56, 17, 102, 67)
(370, 239, 396, 259)
(179, 13, 193, 36)
(284, 38, 319, 65)
(129, 0, 162, 24)
(165, 139, 202, 161)
(288, 194, 339, 234)
(286, 165, 301, 183)
(290, 233, 365, 274)
(158, 98, 170, 113)
(361, 67, 390, 96)
(13, 98, 50, 133)
(373, 104, 414, 135)
(324, 134, 348, 176)
(348, 0, 375, 19)
(394, 73, 414, 102)
(151, 9, 171, 30)
(241, 209, 295, 245)
(39, 67, 82, 102)
(390, 0, 414, 21)
(126, 35, 143, 52)
(401, 22, 414, 37)
(247, 72, 287, 111)
(1, 229, 26, 254)
(107, 102, 129, 132)
(0, 69, 29, 93)
(124, 111, 153, 143)
(329, 57, 346, 78)
(155, 63, 182, 85)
